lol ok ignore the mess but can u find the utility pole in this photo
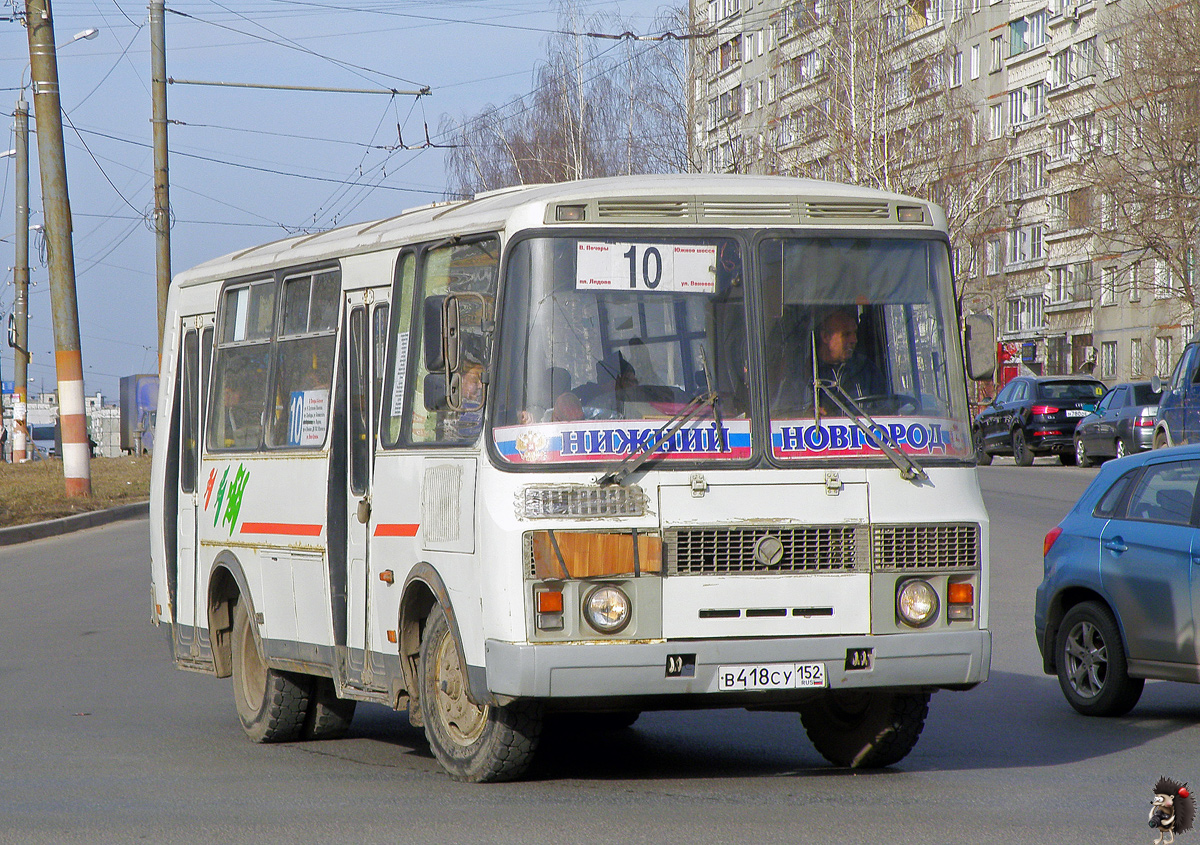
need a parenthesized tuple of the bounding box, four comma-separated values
(11, 95, 30, 462)
(24, 0, 91, 496)
(150, 0, 170, 357)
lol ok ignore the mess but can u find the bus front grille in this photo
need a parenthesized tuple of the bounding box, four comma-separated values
(664, 526, 868, 575)
(872, 523, 980, 570)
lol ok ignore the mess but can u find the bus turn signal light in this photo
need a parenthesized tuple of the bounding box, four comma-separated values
(947, 582, 973, 621)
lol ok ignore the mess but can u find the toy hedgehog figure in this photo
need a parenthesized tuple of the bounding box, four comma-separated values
(1151, 777, 1195, 844)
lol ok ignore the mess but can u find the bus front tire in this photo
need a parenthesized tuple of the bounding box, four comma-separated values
(418, 605, 542, 782)
(231, 600, 311, 743)
(799, 690, 929, 768)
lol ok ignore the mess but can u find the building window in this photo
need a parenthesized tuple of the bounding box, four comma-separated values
(986, 238, 1003, 275)
(1131, 337, 1143, 377)
(970, 44, 980, 79)
(1100, 341, 1117, 378)
(1130, 262, 1142, 301)
(1156, 336, 1174, 378)
(1047, 335, 1068, 375)
(989, 104, 1004, 140)
(991, 35, 1004, 72)
(1101, 266, 1117, 305)
(951, 51, 963, 86)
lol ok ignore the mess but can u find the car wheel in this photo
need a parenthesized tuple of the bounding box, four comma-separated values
(1074, 437, 1093, 468)
(1154, 429, 1170, 450)
(974, 428, 992, 466)
(1012, 428, 1034, 466)
(1115, 438, 1126, 459)
(1054, 602, 1144, 717)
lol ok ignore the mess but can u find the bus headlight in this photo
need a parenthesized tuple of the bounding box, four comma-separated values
(896, 579, 939, 627)
(583, 585, 631, 634)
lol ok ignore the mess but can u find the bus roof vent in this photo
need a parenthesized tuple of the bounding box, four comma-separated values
(700, 200, 796, 222)
(595, 199, 692, 220)
(805, 201, 891, 220)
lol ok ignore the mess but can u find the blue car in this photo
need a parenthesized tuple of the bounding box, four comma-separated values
(1036, 444, 1200, 716)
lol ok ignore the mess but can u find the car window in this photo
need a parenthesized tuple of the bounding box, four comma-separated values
(1038, 380, 1106, 402)
(995, 382, 1017, 404)
(1132, 384, 1162, 405)
(1171, 346, 1198, 390)
(1124, 460, 1200, 526)
(1094, 469, 1139, 518)
(1012, 382, 1028, 402)
(1095, 390, 1117, 413)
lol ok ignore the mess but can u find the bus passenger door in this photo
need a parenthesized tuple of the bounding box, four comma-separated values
(343, 294, 388, 688)
(175, 323, 213, 657)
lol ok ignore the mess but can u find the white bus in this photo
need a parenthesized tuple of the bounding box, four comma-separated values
(150, 174, 993, 782)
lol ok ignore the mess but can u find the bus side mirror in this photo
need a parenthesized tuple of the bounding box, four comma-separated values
(964, 313, 996, 381)
(424, 295, 460, 372)
(423, 372, 450, 411)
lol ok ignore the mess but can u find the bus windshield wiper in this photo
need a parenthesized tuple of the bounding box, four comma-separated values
(816, 379, 930, 484)
(598, 351, 724, 487)
(808, 332, 927, 483)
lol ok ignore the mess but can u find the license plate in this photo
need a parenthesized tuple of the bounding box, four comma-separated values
(1066, 409, 1087, 417)
(716, 662, 827, 691)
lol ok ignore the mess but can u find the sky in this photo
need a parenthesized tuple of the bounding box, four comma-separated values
(0, 0, 673, 402)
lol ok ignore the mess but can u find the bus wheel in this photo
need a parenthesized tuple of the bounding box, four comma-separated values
(419, 605, 542, 782)
(231, 600, 311, 743)
(799, 690, 929, 768)
(303, 676, 356, 740)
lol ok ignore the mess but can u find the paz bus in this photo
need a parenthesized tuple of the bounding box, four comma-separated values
(150, 174, 993, 782)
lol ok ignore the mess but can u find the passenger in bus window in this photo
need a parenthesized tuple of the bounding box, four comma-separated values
(451, 361, 486, 440)
(221, 365, 262, 448)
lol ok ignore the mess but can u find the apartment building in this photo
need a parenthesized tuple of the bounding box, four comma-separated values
(691, 0, 1193, 386)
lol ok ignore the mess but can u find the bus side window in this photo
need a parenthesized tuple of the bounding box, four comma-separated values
(408, 237, 499, 445)
(266, 269, 339, 448)
(209, 279, 275, 452)
(381, 253, 416, 448)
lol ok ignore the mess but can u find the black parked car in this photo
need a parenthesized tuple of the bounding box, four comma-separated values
(973, 375, 1106, 466)
(1072, 381, 1161, 466)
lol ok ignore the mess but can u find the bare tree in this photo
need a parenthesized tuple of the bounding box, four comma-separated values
(442, 3, 692, 198)
(1085, 0, 1200, 325)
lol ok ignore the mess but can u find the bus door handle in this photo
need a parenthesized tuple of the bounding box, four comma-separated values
(356, 495, 371, 524)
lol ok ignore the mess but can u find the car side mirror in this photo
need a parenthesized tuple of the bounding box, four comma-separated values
(1151, 375, 1163, 393)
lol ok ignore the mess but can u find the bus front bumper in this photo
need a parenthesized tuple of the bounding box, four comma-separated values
(482, 630, 990, 700)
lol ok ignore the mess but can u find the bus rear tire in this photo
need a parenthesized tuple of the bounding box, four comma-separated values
(799, 690, 929, 768)
(419, 605, 542, 782)
(232, 600, 311, 743)
(303, 676, 357, 740)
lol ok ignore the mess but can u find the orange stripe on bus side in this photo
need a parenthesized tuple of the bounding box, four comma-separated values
(374, 523, 419, 537)
(240, 522, 323, 537)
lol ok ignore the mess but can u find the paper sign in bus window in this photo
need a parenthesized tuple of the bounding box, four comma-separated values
(288, 388, 329, 446)
(576, 242, 717, 293)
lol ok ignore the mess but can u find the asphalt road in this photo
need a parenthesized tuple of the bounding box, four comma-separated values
(2, 463, 1197, 844)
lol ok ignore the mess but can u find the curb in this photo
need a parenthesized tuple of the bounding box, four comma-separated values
(0, 501, 150, 547)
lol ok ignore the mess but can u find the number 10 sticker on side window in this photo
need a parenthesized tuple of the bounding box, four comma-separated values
(576, 242, 718, 293)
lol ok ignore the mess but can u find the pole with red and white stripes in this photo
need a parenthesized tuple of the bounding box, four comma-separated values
(25, 0, 91, 495)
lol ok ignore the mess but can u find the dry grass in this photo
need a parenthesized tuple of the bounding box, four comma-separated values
(0, 455, 151, 527)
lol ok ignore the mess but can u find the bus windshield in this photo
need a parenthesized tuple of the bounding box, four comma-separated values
(760, 236, 972, 462)
(492, 233, 972, 467)
(494, 236, 749, 465)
